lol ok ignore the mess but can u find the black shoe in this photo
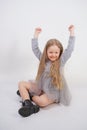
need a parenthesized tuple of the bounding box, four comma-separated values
(17, 90, 20, 96)
(18, 100, 40, 117)
(16, 90, 33, 101)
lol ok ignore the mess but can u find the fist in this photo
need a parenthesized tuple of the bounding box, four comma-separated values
(68, 25, 74, 30)
(34, 27, 42, 38)
(35, 28, 42, 32)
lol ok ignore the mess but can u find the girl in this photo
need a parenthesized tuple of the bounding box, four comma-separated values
(17, 25, 75, 117)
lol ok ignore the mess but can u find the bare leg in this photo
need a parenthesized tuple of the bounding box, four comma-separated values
(18, 81, 40, 117)
(18, 81, 31, 101)
(32, 94, 55, 107)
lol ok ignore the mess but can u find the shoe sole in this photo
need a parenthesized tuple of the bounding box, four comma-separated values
(18, 107, 34, 117)
(18, 106, 40, 117)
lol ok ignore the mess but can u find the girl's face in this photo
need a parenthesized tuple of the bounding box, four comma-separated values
(47, 45, 60, 61)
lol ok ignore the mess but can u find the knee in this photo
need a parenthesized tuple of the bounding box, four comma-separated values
(38, 101, 49, 107)
(38, 101, 48, 107)
(32, 96, 49, 107)
(18, 81, 24, 90)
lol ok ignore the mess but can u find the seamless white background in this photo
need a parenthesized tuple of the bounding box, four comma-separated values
(0, 0, 87, 87)
(0, 1, 87, 130)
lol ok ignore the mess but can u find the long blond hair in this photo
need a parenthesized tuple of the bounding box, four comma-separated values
(36, 39, 63, 89)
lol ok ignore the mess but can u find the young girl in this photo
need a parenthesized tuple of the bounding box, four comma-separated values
(17, 25, 75, 117)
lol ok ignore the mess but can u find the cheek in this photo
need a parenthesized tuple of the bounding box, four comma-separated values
(47, 51, 50, 56)
(57, 53, 60, 57)
(47, 53, 51, 58)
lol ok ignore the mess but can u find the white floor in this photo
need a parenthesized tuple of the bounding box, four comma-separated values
(0, 83, 87, 130)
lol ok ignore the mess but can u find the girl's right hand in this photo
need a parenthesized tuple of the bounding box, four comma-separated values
(34, 27, 42, 38)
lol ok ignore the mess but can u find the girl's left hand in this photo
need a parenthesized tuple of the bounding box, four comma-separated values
(68, 25, 75, 36)
(68, 25, 74, 31)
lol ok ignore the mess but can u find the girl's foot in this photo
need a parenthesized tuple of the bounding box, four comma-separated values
(18, 99, 40, 117)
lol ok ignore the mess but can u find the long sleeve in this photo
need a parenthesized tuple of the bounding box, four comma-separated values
(61, 36, 75, 66)
(31, 38, 42, 60)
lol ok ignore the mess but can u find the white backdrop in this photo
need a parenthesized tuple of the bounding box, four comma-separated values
(0, 0, 87, 87)
(0, 1, 87, 130)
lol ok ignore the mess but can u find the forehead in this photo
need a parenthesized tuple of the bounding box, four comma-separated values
(47, 45, 60, 52)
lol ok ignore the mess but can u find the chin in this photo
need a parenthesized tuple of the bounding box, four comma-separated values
(50, 59, 56, 62)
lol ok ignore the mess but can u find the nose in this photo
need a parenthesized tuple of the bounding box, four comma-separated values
(52, 53, 56, 57)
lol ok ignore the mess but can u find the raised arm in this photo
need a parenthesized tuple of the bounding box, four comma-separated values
(61, 25, 75, 66)
(31, 28, 42, 60)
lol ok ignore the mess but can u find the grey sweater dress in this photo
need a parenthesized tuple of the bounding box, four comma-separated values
(30, 36, 75, 106)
